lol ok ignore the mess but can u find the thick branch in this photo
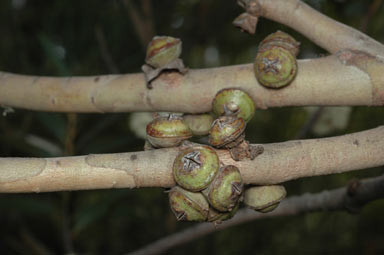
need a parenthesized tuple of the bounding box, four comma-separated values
(128, 174, 384, 255)
(255, 0, 384, 56)
(0, 53, 383, 113)
(0, 126, 383, 193)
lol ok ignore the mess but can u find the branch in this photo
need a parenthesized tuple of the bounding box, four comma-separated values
(1, 51, 383, 113)
(251, 0, 384, 56)
(1, 126, 383, 193)
(127, 174, 384, 255)
(1, 0, 384, 113)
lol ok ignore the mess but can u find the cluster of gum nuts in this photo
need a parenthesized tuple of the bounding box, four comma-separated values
(143, 31, 299, 224)
(145, 88, 286, 224)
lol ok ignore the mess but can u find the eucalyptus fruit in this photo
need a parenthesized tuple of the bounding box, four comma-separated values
(258, 31, 300, 56)
(254, 31, 300, 88)
(207, 202, 240, 225)
(210, 88, 263, 161)
(209, 115, 260, 161)
(203, 165, 243, 212)
(173, 145, 219, 191)
(168, 186, 209, 222)
(145, 36, 182, 68)
(209, 115, 246, 149)
(142, 36, 187, 87)
(183, 114, 214, 136)
(146, 115, 192, 148)
(244, 185, 287, 213)
(212, 89, 255, 123)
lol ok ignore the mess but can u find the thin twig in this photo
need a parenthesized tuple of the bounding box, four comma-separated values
(127, 174, 384, 255)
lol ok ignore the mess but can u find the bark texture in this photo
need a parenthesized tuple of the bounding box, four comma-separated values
(0, 126, 383, 193)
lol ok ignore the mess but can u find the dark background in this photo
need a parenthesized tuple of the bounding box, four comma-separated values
(0, 0, 383, 254)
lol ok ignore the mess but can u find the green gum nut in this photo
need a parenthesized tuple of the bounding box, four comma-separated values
(207, 202, 240, 225)
(258, 203, 279, 213)
(244, 185, 287, 213)
(255, 31, 300, 89)
(208, 116, 246, 148)
(145, 36, 182, 68)
(168, 186, 209, 222)
(173, 146, 219, 191)
(254, 47, 297, 89)
(146, 117, 193, 148)
(212, 89, 255, 123)
(204, 165, 243, 212)
(259, 30, 300, 56)
(183, 114, 214, 136)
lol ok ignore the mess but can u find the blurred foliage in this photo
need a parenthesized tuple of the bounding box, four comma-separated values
(0, 0, 384, 254)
